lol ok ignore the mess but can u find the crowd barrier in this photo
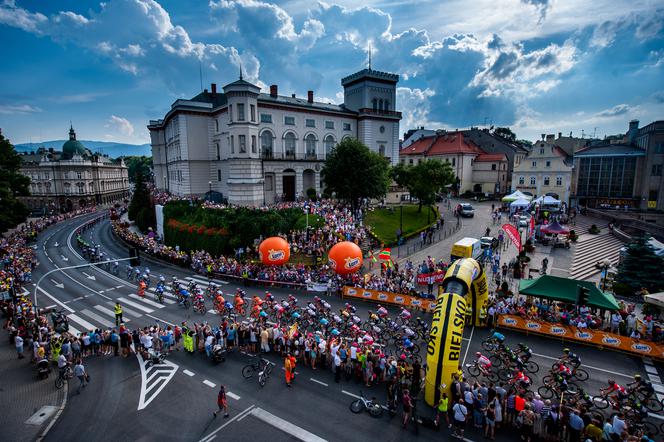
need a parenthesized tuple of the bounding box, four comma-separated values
(496, 314, 664, 361)
(342, 286, 436, 312)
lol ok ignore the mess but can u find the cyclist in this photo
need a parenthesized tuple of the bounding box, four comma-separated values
(234, 291, 246, 315)
(376, 305, 388, 319)
(193, 291, 205, 310)
(178, 287, 190, 306)
(137, 280, 147, 297)
(602, 379, 628, 408)
(474, 351, 492, 375)
(488, 330, 505, 346)
(112, 261, 119, 274)
(399, 308, 412, 322)
(510, 370, 531, 390)
(134, 267, 141, 281)
(628, 374, 655, 399)
(553, 363, 572, 380)
(560, 348, 581, 368)
(517, 343, 532, 361)
(126, 265, 133, 279)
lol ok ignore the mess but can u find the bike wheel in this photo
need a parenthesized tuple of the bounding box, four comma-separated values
(411, 343, 420, 354)
(349, 399, 364, 414)
(467, 365, 481, 378)
(242, 365, 256, 379)
(538, 386, 553, 399)
(258, 373, 266, 387)
(369, 404, 383, 417)
(643, 396, 663, 413)
(481, 340, 495, 352)
(489, 354, 502, 368)
(412, 354, 422, 364)
(639, 421, 658, 437)
(572, 368, 589, 382)
(592, 396, 609, 410)
(525, 360, 539, 374)
(542, 375, 552, 385)
(498, 369, 512, 381)
(55, 376, 64, 389)
(566, 382, 580, 395)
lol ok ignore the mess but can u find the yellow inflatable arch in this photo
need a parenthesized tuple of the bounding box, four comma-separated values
(425, 258, 489, 406)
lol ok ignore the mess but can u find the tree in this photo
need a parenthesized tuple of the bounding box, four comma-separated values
(493, 127, 517, 143)
(0, 133, 30, 233)
(517, 139, 533, 149)
(128, 170, 155, 232)
(124, 156, 152, 182)
(615, 236, 664, 295)
(392, 159, 456, 212)
(321, 138, 390, 207)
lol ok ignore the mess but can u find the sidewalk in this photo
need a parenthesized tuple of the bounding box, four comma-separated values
(0, 336, 66, 442)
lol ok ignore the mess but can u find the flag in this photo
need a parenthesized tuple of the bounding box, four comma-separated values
(501, 224, 522, 252)
(387, 259, 394, 268)
(369, 251, 377, 263)
(288, 322, 298, 339)
(378, 248, 391, 260)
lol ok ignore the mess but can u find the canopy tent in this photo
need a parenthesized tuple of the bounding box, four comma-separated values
(502, 190, 533, 203)
(519, 275, 620, 310)
(510, 198, 531, 209)
(540, 221, 570, 235)
(533, 195, 561, 207)
(644, 292, 664, 309)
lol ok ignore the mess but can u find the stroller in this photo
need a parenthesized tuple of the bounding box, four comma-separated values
(145, 349, 166, 368)
(37, 358, 50, 380)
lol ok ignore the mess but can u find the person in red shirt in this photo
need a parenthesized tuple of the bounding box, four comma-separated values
(213, 384, 229, 418)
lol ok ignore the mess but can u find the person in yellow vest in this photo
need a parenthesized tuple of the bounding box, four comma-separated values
(435, 392, 450, 428)
(114, 302, 123, 326)
(465, 306, 472, 326)
(479, 304, 487, 326)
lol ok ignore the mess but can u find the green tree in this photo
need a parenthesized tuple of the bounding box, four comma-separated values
(124, 156, 152, 182)
(128, 170, 155, 232)
(615, 236, 664, 294)
(392, 159, 456, 212)
(0, 133, 30, 233)
(321, 138, 390, 208)
(493, 127, 517, 143)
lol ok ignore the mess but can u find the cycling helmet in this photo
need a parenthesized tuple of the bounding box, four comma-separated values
(331, 328, 340, 336)
(314, 296, 320, 302)
(634, 374, 642, 380)
(476, 352, 482, 357)
(404, 338, 412, 348)
(320, 318, 329, 326)
(292, 312, 301, 319)
(259, 311, 268, 318)
(563, 348, 570, 354)
(400, 354, 407, 361)
(607, 379, 615, 385)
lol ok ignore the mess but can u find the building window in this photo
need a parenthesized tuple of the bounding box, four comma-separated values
(546, 160, 551, 167)
(544, 176, 550, 186)
(532, 161, 537, 168)
(251, 135, 257, 153)
(656, 143, 664, 154)
(230, 136, 234, 154)
(409, 159, 413, 165)
(343, 123, 351, 131)
(652, 164, 663, 176)
(305, 134, 317, 158)
(372, 98, 377, 111)
(261, 113, 272, 123)
(261, 131, 273, 157)
(239, 135, 246, 153)
(556, 176, 563, 186)
(452, 158, 456, 167)
(77, 172, 82, 179)
(540, 149, 544, 154)
(250, 104, 256, 122)
(284, 116, 295, 126)
(378, 99, 384, 111)
(215, 119, 219, 133)
(491, 164, 497, 171)
(379, 145, 386, 156)
(237, 103, 245, 121)
(530, 176, 536, 185)
(324, 135, 335, 157)
(306, 119, 315, 128)
(285, 132, 296, 157)
(215, 142, 220, 160)
(217, 170, 221, 181)
(265, 175, 273, 191)
(649, 190, 659, 201)
(385, 101, 390, 111)
(325, 121, 334, 130)
(229, 105, 232, 122)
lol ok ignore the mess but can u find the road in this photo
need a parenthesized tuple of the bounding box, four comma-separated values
(22, 212, 664, 441)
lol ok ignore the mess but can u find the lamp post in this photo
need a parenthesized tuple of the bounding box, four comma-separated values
(163, 175, 166, 192)
(597, 258, 612, 291)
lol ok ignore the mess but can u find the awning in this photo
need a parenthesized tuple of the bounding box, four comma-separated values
(644, 292, 664, 309)
(519, 275, 620, 310)
(502, 190, 533, 203)
(540, 222, 570, 235)
(510, 198, 531, 208)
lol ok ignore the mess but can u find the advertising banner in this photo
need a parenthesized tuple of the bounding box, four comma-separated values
(501, 223, 522, 251)
(416, 272, 446, 285)
(497, 315, 664, 360)
(342, 286, 437, 312)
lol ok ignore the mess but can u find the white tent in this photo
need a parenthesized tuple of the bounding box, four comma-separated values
(510, 198, 531, 209)
(533, 195, 561, 206)
(502, 190, 533, 203)
(644, 292, 664, 309)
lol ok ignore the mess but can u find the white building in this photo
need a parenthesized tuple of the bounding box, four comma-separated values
(148, 68, 402, 205)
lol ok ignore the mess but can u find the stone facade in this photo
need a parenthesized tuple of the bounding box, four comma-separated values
(512, 139, 573, 204)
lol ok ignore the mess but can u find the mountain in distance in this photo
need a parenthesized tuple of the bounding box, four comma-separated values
(14, 140, 151, 159)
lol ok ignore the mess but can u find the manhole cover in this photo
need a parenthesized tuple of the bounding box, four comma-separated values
(25, 405, 58, 426)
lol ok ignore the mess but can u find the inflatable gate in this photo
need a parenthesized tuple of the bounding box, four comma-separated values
(425, 258, 489, 406)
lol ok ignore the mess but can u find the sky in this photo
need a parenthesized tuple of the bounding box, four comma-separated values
(0, 0, 662, 146)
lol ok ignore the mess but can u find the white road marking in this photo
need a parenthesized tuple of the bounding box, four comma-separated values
(117, 297, 154, 313)
(67, 325, 81, 336)
(44, 305, 56, 310)
(341, 390, 388, 410)
(249, 407, 328, 442)
(105, 301, 142, 319)
(37, 287, 74, 313)
(80, 309, 114, 328)
(461, 325, 475, 366)
(310, 378, 328, 387)
(128, 294, 166, 309)
(226, 391, 240, 400)
(645, 365, 659, 375)
(532, 352, 634, 379)
(137, 353, 179, 411)
(81, 271, 95, 280)
(199, 405, 256, 442)
(115, 285, 124, 289)
(146, 314, 175, 327)
(50, 279, 64, 289)
(94, 305, 130, 323)
(106, 287, 115, 291)
(650, 374, 662, 384)
(653, 383, 664, 394)
(203, 380, 216, 388)
(186, 276, 229, 286)
(183, 370, 195, 377)
(67, 313, 97, 332)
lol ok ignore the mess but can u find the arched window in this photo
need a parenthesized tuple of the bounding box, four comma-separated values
(378, 99, 383, 111)
(261, 131, 273, 158)
(384, 100, 390, 111)
(372, 98, 377, 111)
(305, 134, 316, 158)
(379, 145, 386, 157)
(284, 132, 296, 158)
(324, 135, 336, 157)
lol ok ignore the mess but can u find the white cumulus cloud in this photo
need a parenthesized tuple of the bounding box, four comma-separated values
(106, 115, 135, 137)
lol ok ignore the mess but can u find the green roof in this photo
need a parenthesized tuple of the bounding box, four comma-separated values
(518, 275, 619, 310)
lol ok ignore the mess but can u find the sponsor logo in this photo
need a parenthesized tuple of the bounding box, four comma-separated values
(631, 343, 652, 353)
(268, 249, 285, 261)
(503, 318, 518, 326)
(575, 331, 593, 340)
(344, 257, 361, 270)
(411, 299, 421, 306)
(549, 326, 566, 336)
(377, 293, 388, 300)
(602, 335, 620, 346)
(328, 258, 337, 269)
(362, 292, 373, 298)
(394, 296, 405, 304)
(525, 322, 541, 330)
(346, 289, 357, 296)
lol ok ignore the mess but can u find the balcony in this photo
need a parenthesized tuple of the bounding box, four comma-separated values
(261, 151, 325, 161)
(357, 108, 402, 118)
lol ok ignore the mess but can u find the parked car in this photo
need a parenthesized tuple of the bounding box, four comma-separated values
(459, 203, 475, 217)
(480, 236, 499, 249)
(518, 215, 530, 228)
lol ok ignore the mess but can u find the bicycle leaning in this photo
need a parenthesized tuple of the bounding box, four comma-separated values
(55, 365, 73, 389)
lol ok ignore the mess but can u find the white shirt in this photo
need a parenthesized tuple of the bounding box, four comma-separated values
(453, 403, 468, 421)
(15, 336, 23, 348)
(205, 335, 214, 347)
(58, 354, 67, 368)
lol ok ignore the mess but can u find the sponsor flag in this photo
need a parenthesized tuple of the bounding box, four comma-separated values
(378, 248, 391, 260)
(501, 224, 522, 252)
(288, 322, 298, 339)
(529, 215, 535, 239)
(369, 251, 377, 263)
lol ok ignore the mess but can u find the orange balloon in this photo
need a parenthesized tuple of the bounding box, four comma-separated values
(259, 237, 290, 265)
(328, 241, 363, 275)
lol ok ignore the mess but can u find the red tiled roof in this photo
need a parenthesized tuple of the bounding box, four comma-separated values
(475, 153, 507, 162)
(400, 132, 484, 156)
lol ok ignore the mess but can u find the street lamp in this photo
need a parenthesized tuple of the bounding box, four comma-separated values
(596, 258, 612, 291)
(163, 175, 166, 191)
(208, 180, 212, 199)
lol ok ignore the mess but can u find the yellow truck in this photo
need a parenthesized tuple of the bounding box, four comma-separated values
(450, 237, 482, 262)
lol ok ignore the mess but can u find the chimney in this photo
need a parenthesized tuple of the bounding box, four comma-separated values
(541, 134, 545, 140)
(546, 134, 555, 142)
(211, 83, 217, 96)
(308, 90, 314, 103)
(558, 132, 562, 138)
(291, 93, 296, 98)
(270, 84, 278, 97)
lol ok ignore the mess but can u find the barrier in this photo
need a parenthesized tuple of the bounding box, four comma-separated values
(341, 286, 436, 312)
(416, 272, 446, 285)
(496, 314, 664, 361)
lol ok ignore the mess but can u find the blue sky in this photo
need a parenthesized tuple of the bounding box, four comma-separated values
(0, 0, 662, 146)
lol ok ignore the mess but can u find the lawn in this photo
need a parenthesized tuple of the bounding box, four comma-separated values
(365, 204, 437, 245)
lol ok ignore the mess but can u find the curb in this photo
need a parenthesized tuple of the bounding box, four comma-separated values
(36, 380, 68, 441)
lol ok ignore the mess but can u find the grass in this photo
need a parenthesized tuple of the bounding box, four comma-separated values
(365, 204, 436, 245)
(293, 213, 325, 230)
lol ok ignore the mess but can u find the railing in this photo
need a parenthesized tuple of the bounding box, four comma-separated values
(585, 207, 664, 241)
(261, 151, 325, 161)
(357, 108, 402, 118)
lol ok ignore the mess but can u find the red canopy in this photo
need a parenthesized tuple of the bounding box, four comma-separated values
(540, 222, 570, 235)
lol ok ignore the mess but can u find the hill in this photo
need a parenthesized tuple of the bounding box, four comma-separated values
(14, 140, 151, 159)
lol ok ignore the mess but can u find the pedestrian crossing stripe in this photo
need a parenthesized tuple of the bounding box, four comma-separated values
(93, 304, 131, 323)
(105, 301, 143, 318)
(128, 294, 168, 309)
(80, 308, 114, 328)
(67, 313, 97, 332)
(67, 325, 81, 336)
(186, 276, 229, 286)
(117, 296, 154, 313)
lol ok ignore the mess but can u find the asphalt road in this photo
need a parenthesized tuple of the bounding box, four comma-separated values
(26, 212, 664, 441)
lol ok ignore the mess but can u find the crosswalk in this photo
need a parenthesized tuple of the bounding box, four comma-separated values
(62, 276, 214, 336)
(569, 233, 623, 280)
